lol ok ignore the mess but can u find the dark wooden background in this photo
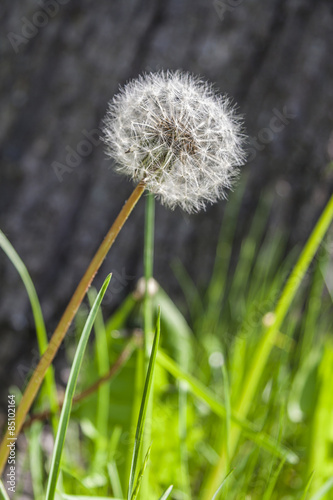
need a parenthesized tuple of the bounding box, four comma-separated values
(0, 0, 333, 401)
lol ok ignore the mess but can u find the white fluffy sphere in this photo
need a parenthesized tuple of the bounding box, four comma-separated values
(103, 71, 246, 213)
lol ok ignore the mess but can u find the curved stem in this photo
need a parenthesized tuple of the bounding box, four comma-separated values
(0, 181, 146, 475)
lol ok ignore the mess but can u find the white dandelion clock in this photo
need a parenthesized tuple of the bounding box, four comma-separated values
(103, 71, 246, 213)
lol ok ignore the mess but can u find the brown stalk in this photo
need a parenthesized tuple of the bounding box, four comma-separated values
(0, 181, 146, 474)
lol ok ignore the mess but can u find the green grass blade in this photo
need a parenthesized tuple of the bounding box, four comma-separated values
(211, 469, 234, 500)
(153, 287, 193, 371)
(221, 356, 231, 475)
(178, 382, 191, 498)
(0, 480, 10, 500)
(158, 485, 173, 499)
(307, 341, 333, 495)
(131, 445, 151, 500)
(88, 288, 110, 467)
(157, 350, 298, 464)
(105, 292, 138, 335)
(126, 347, 145, 485)
(28, 421, 45, 500)
(202, 176, 247, 335)
(107, 460, 124, 499)
(171, 257, 204, 323)
(235, 194, 333, 422)
(0, 230, 47, 353)
(262, 458, 286, 500)
(309, 476, 333, 500)
(45, 274, 112, 500)
(0, 230, 58, 417)
(127, 310, 161, 500)
(300, 472, 315, 500)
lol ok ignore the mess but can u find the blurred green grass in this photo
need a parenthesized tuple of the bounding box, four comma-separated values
(1, 180, 333, 500)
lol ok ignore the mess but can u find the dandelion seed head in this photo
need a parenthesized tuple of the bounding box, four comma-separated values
(103, 71, 246, 213)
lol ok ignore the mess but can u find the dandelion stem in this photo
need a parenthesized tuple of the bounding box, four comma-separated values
(144, 192, 155, 359)
(0, 181, 146, 475)
(140, 192, 155, 500)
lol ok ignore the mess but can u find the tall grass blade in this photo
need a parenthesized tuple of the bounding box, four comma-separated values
(158, 485, 174, 499)
(107, 461, 124, 499)
(0, 480, 10, 500)
(28, 421, 45, 500)
(235, 194, 333, 423)
(171, 258, 204, 323)
(211, 469, 233, 500)
(0, 230, 58, 418)
(221, 356, 231, 476)
(262, 458, 286, 500)
(88, 288, 110, 467)
(45, 274, 111, 500)
(153, 287, 193, 370)
(300, 472, 315, 500)
(178, 381, 191, 498)
(105, 292, 138, 334)
(131, 445, 151, 500)
(309, 476, 333, 500)
(127, 310, 161, 500)
(307, 341, 333, 495)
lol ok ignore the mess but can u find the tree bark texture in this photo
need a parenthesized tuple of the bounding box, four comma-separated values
(0, 0, 332, 400)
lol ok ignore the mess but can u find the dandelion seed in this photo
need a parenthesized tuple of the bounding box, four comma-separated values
(103, 71, 246, 213)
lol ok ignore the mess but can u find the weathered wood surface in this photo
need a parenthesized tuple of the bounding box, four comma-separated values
(0, 0, 332, 398)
